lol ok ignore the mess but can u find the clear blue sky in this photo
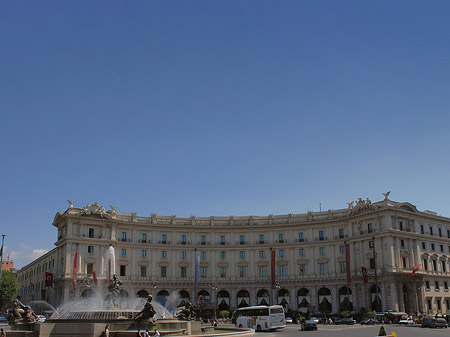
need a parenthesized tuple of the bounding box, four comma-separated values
(1, 1, 450, 268)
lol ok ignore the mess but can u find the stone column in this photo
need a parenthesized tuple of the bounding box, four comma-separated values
(389, 282, 399, 311)
(290, 286, 297, 311)
(230, 288, 237, 311)
(310, 286, 318, 313)
(331, 285, 338, 313)
(397, 282, 405, 312)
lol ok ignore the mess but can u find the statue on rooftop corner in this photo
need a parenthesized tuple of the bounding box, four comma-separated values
(67, 200, 76, 208)
(382, 191, 391, 200)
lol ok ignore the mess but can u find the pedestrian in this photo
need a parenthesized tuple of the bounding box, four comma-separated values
(144, 329, 150, 337)
(104, 325, 110, 337)
(154, 328, 160, 337)
(0, 328, 6, 337)
(136, 329, 143, 337)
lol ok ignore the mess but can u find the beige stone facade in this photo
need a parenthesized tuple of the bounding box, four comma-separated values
(17, 196, 450, 317)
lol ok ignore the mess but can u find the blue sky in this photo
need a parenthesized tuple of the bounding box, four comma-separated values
(1, 1, 450, 268)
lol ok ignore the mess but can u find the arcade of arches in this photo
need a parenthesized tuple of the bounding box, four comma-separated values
(104, 281, 421, 314)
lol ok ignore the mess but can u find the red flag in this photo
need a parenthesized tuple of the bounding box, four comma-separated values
(73, 249, 78, 290)
(45, 272, 53, 287)
(361, 266, 368, 283)
(93, 271, 99, 286)
(410, 264, 421, 276)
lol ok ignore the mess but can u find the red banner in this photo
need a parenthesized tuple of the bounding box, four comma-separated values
(410, 264, 421, 276)
(271, 250, 276, 289)
(73, 249, 78, 291)
(93, 270, 98, 286)
(45, 272, 53, 287)
(361, 266, 368, 283)
(345, 244, 351, 286)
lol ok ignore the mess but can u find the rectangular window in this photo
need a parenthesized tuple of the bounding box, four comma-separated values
(181, 251, 186, 259)
(220, 266, 226, 278)
(220, 235, 225, 244)
(240, 251, 245, 259)
(200, 266, 207, 278)
(259, 265, 266, 277)
(433, 259, 437, 271)
(401, 240, 405, 248)
(430, 227, 434, 236)
(432, 243, 435, 251)
(279, 233, 284, 243)
(298, 232, 304, 242)
(181, 267, 186, 278)
(320, 263, 327, 275)
(181, 234, 187, 243)
(427, 299, 432, 310)
(141, 233, 147, 242)
(426, 281, 430, 289)
(87, 246, 94, 254)
(439, 228, 442, 237)
(436, 281, 440, 291)
(279, 265, 286, 276)
(140, 265, 147, 277)
(141, 249, 147, 257)
(161, 266, 166, 278)
(259, 234, 264, 243)
(299, 264, 306, 276)
(442, 261, 447, 272)
(201, 235, 206, 245)
(88, 228, 94, 238)
(121, 248, 126, 256)
(299, 248, 304, 256)
(423, 259, 428, 271)
(421, 225, 424, 234)
(239, 266, 246, 277)
(339, 245, 345, 254)
(319, 247, 325, 255)
(445, 281, 448, 290)
(319, 231, 324, 240)
(121, 232, 127, 241)
(448, 230, 450, 239)
(162, 234, 167, 244)
(162, 251, 167, 258)
(402, 257, 407, 268)
(259, 250, 265, 258)
(279, 250, 285, 258)
(87, 263, 93, 274)
(240, 235, 245, 244)
(120, 265, 126, 277)
(200, 251, 206, 259)
(399, 221, 403, 231)
(441, 245, 444, 252)
(368, 223, 373, 233)
(447, 300, 450, 310)
(437, 299, 442, 310)
(422, 242, 426, 249)
(340, 262, 346, 273)
(220, 251, 226, 259)
(339, 228, 344, 238)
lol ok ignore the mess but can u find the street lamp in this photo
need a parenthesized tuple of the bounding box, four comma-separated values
(212, 282, 218, 320)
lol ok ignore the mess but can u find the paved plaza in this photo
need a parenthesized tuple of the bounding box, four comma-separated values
(263, 323, 449, 337)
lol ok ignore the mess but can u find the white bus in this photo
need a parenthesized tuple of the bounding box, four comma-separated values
(235, 305, 286, 331)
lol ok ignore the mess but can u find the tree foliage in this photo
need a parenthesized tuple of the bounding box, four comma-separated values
(0, 271, 18, 311)
(218, 310, 230, 318)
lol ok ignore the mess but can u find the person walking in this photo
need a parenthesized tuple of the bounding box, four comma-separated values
(104, 324, 110, 337)
(143, 329, 150, 337)
(153, 328, 160, 337)
(136, 329, 143, 337)
(0, 328, 6, 337)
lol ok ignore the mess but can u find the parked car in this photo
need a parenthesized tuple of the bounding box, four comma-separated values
(285, 317, 293, 324)
(431, 318, 448, 328)
(309, 317, 320, 324)
(360, 318, 377, 325)
(301, 320, 318, 331)
(335, 318, 354, 325)
(399, 317, 414, 325)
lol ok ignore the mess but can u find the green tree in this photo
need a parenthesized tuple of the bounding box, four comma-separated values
(340, 310, 350, 318)
(0, 271, 18, 311)
(366, 311, 375, 318)
(218, 310, 230, 319)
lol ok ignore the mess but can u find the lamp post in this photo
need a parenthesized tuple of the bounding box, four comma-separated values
(212, 282, 218, 320)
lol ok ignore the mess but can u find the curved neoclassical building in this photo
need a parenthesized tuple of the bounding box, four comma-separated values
(17, 194, 450, 317)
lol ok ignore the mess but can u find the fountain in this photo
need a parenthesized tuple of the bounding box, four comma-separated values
(7, 245, 208, 337)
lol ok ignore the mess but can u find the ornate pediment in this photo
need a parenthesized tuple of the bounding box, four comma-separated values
(82, 202, 109, 218)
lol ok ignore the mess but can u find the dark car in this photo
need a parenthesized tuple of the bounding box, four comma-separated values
(301, 320, 318, 331)
(431, 318, 448, 328)
(360, 318, 377, 325)
(422, 316, 436, 328)
(335, 318, 354, 325)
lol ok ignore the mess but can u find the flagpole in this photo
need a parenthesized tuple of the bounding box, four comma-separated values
(0, 234, 5, 281)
